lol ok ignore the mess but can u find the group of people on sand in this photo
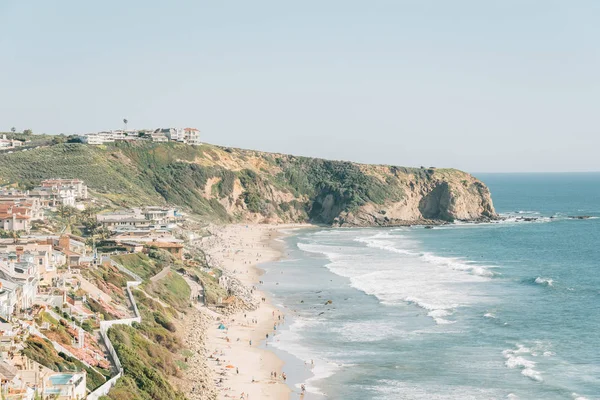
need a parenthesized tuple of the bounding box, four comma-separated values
(269, 371, 286, 381)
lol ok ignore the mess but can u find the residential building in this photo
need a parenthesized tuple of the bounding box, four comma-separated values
(183, 127, 201, 145)
(137, 206, 177, 223)
(54, 235, 86, 267)
(145, 241, 184, 260)
(0, 243, 57, 273)
(0, 135, 23, 149)
(0, 197, 44, 221)
(0, 281, 18, 321)
(40, 179, 88, 200)
(148, 132, 169, 142)
(29, 186, 76, 207)
(43, 372, 87, 399)
(0, 254, 39, 311)
(0, 204, 30, 232)
(78, 131, 122, 145)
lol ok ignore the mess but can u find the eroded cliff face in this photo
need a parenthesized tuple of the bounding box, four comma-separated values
(182, 145, 497, 226)
(332, 172, 496, 227)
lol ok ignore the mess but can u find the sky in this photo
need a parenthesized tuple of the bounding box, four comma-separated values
(1, 1, 599, 172)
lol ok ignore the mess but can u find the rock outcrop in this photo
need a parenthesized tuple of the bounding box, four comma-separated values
(334, 171, 496, 227)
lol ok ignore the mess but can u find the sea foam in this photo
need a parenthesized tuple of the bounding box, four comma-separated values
(503, 344, 545, 382)
(299, 231, 493, 325)
(534, 277, 554, 287)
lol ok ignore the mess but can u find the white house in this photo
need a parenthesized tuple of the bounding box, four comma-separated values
(41, 179, 88, 199)
(183, 128, 201, 145)
(44, 372, 87, 399)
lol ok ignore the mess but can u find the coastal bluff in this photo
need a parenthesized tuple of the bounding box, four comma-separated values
(0, 141, 496, 226)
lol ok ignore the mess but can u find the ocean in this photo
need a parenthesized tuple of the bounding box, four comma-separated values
(261, 173, 600, 400)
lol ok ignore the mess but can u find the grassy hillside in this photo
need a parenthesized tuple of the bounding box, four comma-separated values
(0, 141, 496, 225)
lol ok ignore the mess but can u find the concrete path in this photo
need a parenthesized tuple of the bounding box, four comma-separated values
(182, 275, 204, 308)
(150, 266, 171, 282)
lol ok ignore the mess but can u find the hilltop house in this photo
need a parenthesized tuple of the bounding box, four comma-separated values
(183, 128, 201, 145)
(81, 127, 201, 146)
(0, 135, 23, 149)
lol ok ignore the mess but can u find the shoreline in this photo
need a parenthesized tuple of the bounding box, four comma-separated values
(197, 223, 312, 400)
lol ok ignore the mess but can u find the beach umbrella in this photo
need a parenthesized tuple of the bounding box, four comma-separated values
(218, 323, 226, 330)
(226, 365, 235, 368)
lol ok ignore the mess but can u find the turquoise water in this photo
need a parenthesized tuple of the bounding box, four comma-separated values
(262, 173, 600, 400)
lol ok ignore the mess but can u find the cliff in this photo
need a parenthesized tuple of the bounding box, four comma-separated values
(0, 142, 496, 225)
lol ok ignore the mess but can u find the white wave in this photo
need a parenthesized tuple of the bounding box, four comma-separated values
(299, 232, 494, 325)
(421, 252, 496, 277)
(483, 312, 496, 319)
(572, 394, 590, 400)
(521, 367, 543, 382)
(507, 394, 519, 399)
(354, 237, 418, 256)
(329, 320, 428, 342)
(427, 309, 456, 325)
(371, 379, 508, 399)
(534, 277, 554, 287)
(268, 317, 337, 396)
(354, 232, 496, 278)
(503, 344, 544, 382)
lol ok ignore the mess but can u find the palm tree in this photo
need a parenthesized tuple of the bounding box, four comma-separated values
(123, 118, 128, 131)
(10, 127, 16, 133)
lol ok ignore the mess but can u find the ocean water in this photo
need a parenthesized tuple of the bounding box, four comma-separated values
(261, 173, 600, 400)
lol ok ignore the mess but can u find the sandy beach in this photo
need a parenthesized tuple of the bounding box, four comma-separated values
(196, 224, 309, 400)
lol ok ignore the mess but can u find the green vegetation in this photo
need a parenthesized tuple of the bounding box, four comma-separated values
(82, 263, 129, 304)
(133, 290, 181, 351)
(104, 288, 187, 400)
(142, 271, 191, 312)
(0, 139, 474, 224)
(105, 325, 186, 400)
(191, 270, 227, 305)
(111, 253, 162, 281)
(23, 336, 111, 391)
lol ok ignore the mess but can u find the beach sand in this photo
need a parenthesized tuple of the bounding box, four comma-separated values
(199, 224, 309, 400)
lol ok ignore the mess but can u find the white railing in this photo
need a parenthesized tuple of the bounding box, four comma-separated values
(87, 260, 142, 399)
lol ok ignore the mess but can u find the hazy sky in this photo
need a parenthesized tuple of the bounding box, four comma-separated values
(1, 1, 599, 172)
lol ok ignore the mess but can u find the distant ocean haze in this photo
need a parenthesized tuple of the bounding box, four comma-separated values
(261, 173, 600, 400)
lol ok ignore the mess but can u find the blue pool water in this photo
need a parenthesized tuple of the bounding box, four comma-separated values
(262, 173, 600, 400)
